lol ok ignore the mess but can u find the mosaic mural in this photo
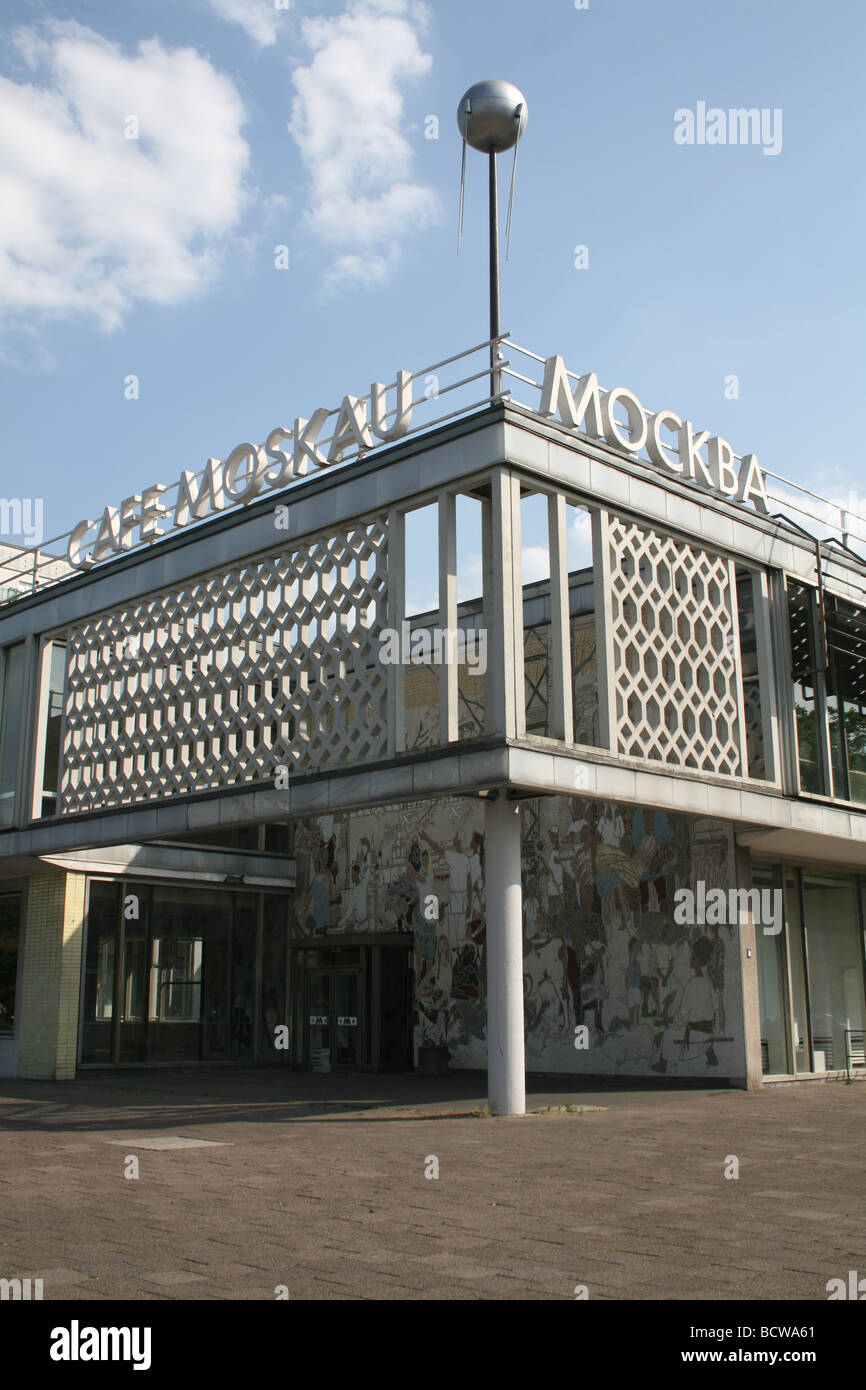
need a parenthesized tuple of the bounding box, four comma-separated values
(291, 794, 742, 1078)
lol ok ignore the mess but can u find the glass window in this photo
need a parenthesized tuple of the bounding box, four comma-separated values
(403, 503, 439, 750)
(150, 937, 202, 1021)
(787, 583, 823, 795)
(148, 887, 231, 1061)
(753, 865, 790, 1074)
(825, 597, 866, 804)
(81, 881, 295, 1065)
(37, 644, 66, 817)
(119, 902, 148, 1064)
(81, 881, 122, 1063)
(262, 894, 288, 1058)
(0, 893, 21, 1034)
(736, 569, 765, 779)
(457, 495, 486, 742)
(0, 644, 26, 828)
(231, 894, 256, 1060)
(783, 869, 810, 1073)
(518, 497, 600, 747)
(264, 823, 291, 854)
(803, 874, 866, 1072)
(568, 504, 600, 748)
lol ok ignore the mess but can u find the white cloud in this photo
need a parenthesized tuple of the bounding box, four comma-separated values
(288, 0, 439, 290)
(207, 0, 288, 48)
(0, 22, 251, 331)
(569, 507, 593, 571)
(522, 545, 551, 585)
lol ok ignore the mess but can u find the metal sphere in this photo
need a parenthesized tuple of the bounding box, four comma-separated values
(457, 80, 528, 154)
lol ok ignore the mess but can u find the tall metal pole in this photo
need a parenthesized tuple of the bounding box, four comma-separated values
(457, 81, 526, 401)
(489, 149, 501, 401)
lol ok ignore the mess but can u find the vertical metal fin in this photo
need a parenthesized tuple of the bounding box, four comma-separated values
(505, 105, 523, 261)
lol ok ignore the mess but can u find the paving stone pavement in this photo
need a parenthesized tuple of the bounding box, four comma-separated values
(0, 1070, 863, 1301)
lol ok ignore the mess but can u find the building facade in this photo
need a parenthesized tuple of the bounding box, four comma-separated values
(0, 339, 864, 1109)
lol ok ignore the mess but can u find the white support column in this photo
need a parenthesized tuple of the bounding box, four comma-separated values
(482, 497, 494, 731)
(751, 567, 781, 785)
(734, 842, 764, 1091)
(810, 585, 836, 798)
(16, 633, 40, 831)
(728, 559, 750, 779)
(591, 509, 617, 754)
(485, 794, 525, 1116)
(438, 491, 458, 743)
(29, 638, 55, 820)
(386, 506, 406, 758)
(547, 492, 573, 746)
(485, 471, 524, 739)
(768, 572, 799, 797)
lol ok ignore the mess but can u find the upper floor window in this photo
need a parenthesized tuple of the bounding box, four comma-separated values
(825, 596, 866, 804)
(35, 642, 66, 818)
(788, 581, 866, 804)
(0, 644, 26, 829)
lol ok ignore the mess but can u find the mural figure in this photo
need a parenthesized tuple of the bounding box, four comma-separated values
(304, 850, 333, 935)
(632, 807, 677, 914)
(338, 861, 369, 930)
(626, 937, 643, 1026)
(420, 829, 472, 950)
(653, 936, 723, 1073)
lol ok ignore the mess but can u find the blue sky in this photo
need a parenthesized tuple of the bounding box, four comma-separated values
(1, 0, 864, 589)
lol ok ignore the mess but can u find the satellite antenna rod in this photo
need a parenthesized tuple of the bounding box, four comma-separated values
(457, 80, 528, 400)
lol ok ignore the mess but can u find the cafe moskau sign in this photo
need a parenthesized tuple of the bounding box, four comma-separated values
(67, 354, 769, 569)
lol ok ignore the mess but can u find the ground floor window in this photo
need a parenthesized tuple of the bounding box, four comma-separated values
(802, 873, 865, 1071)
(0, 892, 21, 1034)
(80, 881, 289, 1065)
(754, 864, 866, 1075)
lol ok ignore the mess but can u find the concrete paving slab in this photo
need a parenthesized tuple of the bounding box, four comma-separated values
(0, 1068, 863, 1301)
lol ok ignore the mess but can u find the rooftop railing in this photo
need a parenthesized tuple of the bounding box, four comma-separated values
(1, 335, 864, 607)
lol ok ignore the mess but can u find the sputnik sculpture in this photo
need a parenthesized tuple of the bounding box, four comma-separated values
(456, 80, 528, 399)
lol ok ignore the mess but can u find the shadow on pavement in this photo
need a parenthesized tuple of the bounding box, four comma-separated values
(0, 1066, 734, 1134)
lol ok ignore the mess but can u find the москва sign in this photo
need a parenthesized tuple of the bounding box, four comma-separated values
(538, 356, 769, 514)
(66, 354, 769, 569)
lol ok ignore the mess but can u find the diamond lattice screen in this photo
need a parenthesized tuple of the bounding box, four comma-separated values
(60, 521, 389, 813)
(606, 515, 743, 776)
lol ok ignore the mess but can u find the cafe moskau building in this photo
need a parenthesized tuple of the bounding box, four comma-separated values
(0, 338, 864, 1113)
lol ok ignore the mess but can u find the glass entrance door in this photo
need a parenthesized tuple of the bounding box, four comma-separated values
(306, 970, 362, 1069)
(379, 946, 413, 1070)
(294, 938, 413, 1071)
(333, 973, 360, 1067)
